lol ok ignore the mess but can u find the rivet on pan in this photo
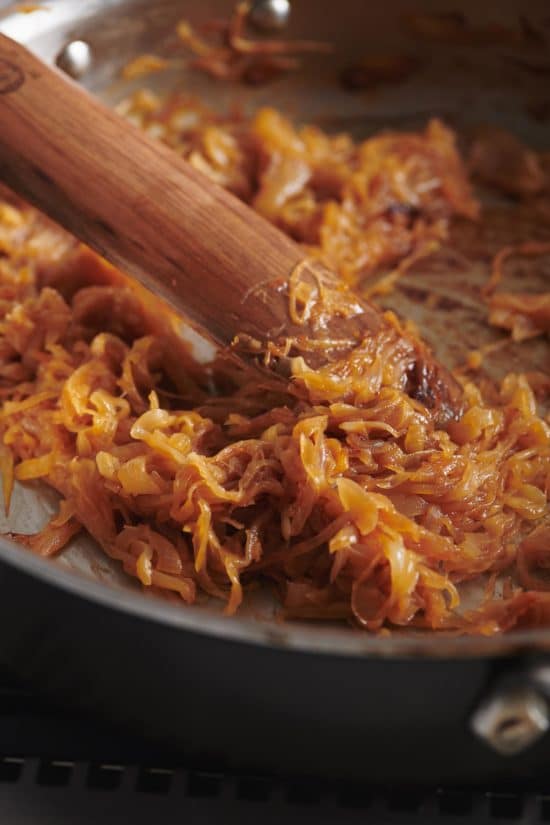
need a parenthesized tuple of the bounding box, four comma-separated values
(55, 40, 92, 80)
(470, 686, 549, 756)
(249, 0, 291, 31)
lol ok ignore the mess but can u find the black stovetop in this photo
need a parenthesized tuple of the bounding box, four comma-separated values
(0, 665, 546, 824)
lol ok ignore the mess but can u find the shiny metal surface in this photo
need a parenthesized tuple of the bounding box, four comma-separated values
(471, 686, 550, 756)
(0, 0, 548, 660)
(249, 0, 291, 31)
(55, 38, 93, 79)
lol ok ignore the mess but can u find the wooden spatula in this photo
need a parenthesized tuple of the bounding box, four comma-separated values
(0, 33, 461, 422)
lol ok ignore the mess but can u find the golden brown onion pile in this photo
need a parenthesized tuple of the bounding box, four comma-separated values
(0, 94, 549, 635)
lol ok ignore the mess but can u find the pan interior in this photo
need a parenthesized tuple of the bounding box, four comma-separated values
(0, 0, 549, 658)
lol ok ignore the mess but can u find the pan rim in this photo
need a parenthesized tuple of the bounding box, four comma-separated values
(1, 533, 549, 660)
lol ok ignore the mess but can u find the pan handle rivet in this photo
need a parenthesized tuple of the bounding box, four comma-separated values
(470, 686, 549, 756)
(249, 0, 291, 31)
(56, 40, 92, 80)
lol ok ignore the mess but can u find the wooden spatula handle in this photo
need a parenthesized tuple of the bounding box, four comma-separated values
(0, 34, 463, 423)
(0, 33, 307, 347)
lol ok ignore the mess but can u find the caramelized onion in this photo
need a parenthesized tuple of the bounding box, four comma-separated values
(0, 94, 548, 635)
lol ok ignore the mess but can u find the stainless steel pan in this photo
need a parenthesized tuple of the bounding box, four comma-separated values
(0, 0, 549, 783)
